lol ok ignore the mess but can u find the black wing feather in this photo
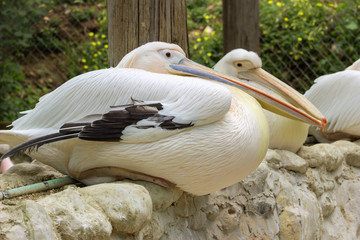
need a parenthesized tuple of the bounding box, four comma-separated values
(1, 102, 193, 160)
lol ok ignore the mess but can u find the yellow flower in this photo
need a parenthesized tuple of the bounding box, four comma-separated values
(204, 36, 209, 41)
(284, 17, 289, 22)
(207, 53, 212, 57)
(96, 41, 101, 45)
(84, 65, 88, 69)
(211, 31, 215, 36)
(195, 32, 200, 36)
(88, 32, 94, 37)
(98, 51, 102, 55)
(104, 44, 108, 49)
(204, 14, 210, 20)
(94, 66, 99, 70)
(298, 11, 304, 16)
(294, 55, 300, 61)
(298, 37, 302, 42)
(268, 0, 273, 4)
(263, 30, 268, 35)
(94, 53, 98, 57)
(196, 38, 202, 42)
(91, 42, 96, 46)
(276, 2, 282, 7)
(81, 59, 86, 63)
(101, 34, 106, 39)
(316, 3, 322, 7)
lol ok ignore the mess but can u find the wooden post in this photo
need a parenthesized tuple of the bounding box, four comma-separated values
(223, 0, 260, 54)
(107, 0, 189, 67)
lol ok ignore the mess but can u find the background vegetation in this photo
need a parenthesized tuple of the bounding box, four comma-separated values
(1, 0, 359, 122)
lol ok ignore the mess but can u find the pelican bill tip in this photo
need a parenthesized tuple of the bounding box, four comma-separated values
(322, 117, 327, 125)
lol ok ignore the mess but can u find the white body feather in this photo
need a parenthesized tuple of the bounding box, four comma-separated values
(0, 68, 269, 195)
(305, 68, 360, 142)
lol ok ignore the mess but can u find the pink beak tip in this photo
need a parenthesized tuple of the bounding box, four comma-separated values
(1, 157, 14, 174)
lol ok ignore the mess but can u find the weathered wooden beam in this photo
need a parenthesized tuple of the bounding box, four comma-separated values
(223, 0, 260, 54)
(107, 0, 189, 67)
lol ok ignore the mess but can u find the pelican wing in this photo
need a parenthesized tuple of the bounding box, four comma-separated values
(61, 102, 194, 143)
(305, 70, 360, 134)
(11, 68, 232, 132)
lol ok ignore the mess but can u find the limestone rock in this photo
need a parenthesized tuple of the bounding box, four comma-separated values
(133, 180, 183, 211)
(38, 187, 112, 240)
(319, 192, 336, 217)
(276, 176, 322, 240)
(266, 149, 308, 173)
(0, 161, 63, 190)
(1, 140, 360, 239)
(345, 149, 360, 167)
(306, 167, 335, 197)
(298, 144, 343, 171)
(0, 200, 59, 240)
(79, 182, 152, 234)
(332, 140, 360, 168)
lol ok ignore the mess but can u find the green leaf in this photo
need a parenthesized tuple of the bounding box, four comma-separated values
(345, 22, 358, 30)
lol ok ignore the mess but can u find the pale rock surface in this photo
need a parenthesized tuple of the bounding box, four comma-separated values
(298, 143, 343, 171)
(78, 182, 153, 234)
(0, 161, 64, 190)
(332, 140, 360, 167)
(0, 200, 59, 240)
(266, 149, 308, 173)
(1, 140, 360, 239)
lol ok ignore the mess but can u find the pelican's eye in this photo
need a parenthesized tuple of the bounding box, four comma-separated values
(237, 63, 242, 67)
(166, 52, 171, 58)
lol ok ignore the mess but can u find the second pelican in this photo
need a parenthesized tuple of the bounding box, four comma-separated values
(214, 49, 311, 152)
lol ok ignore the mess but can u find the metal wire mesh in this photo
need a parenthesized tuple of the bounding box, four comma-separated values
(259, 0, 360, 92)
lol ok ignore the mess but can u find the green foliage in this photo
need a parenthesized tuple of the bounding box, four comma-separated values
(70, 7, 96, 23)
(0, 60, 50, 121)
(77, 9, 108, 72)
(187, 0, 223, 67)
(260, 0, 360, 91)
(0, 0, 47, 60)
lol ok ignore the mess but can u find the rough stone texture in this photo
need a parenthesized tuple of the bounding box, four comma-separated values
(333, 140, 360, 168)
(0, 200, 59, 240)
(298, 143, 343, 171)
(0, 161, 64, 190)
(266, 149, 308, 173)
(1, 140, 360, 239)
(38, 187, 112, 240)
(78, 182, 153, 234)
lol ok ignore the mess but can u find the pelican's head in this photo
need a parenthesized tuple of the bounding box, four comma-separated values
(117, 42, 186, 74)
(212, 48, 327, 127)
(117, 42, 326, 128)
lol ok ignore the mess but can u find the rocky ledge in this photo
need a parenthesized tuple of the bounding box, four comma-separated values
(1, 140, 360, 240)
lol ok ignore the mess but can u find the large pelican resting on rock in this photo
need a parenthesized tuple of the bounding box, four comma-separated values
(214, 49, 311, 152)
(0, 42, 325, 195)
(305, 58, 360, 143)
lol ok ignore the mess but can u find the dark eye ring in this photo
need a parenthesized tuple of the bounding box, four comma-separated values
(237, 63, 242, 67)
(166, 52, 171, 58)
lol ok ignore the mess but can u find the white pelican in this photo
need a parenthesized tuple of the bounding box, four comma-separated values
(304, 58, 360, 143)
(0, 42, 325, 195)
(214, 49, 311, 152)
